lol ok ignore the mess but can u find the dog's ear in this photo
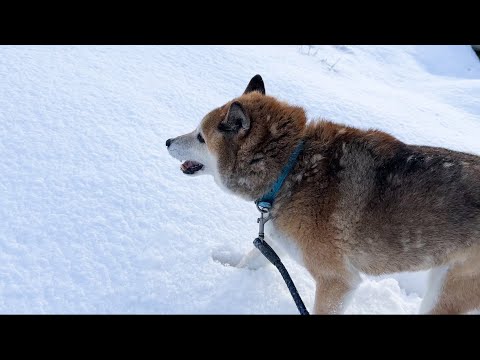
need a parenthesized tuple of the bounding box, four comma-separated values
(243, 74, 265, 95)
(218, 102, 250, 133)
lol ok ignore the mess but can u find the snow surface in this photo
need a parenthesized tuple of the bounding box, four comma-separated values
(1, 45, 479, 314)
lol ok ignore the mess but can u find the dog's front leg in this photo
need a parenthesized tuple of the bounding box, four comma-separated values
(212, 238, 281, 270)
(236, 247, 270, 269)
(313, 274, 359, 314)
(236, 238, 284, 270)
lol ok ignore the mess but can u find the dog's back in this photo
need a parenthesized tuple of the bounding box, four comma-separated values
(304, 123, 480, 270)
(295, 121, 480, 313)
(346, 140, 480, 274)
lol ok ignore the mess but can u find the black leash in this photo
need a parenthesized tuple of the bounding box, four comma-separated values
(254, 238, 309, 315)
(253, 206, 309, 315)
(252, 139, 309, 315)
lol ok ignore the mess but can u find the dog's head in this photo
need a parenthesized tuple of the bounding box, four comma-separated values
(166, 75, 307, 200)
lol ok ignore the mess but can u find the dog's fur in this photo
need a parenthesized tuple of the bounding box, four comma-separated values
(167, 75, 480, 314)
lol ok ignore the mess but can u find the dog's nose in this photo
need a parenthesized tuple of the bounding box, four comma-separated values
(166, 138, 173, 147)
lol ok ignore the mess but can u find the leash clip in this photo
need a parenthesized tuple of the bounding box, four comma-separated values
(257, 208, 270, 241)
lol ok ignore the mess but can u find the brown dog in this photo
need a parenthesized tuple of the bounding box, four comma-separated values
(167, 75, 480, 314)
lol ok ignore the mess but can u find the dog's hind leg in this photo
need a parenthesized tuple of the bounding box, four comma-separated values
(421, 247, 480, 314)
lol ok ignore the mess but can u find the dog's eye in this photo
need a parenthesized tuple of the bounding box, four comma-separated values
(197, 133, 205, 143)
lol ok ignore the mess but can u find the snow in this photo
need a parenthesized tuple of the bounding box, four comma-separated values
(1, 45, 479, 314)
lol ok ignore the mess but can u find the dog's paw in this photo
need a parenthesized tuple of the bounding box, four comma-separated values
(236, 252, 270, 270)
(211, 247, 244, 267)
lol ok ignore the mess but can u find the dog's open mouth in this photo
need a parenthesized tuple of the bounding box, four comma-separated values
(181, 160, 204, 175)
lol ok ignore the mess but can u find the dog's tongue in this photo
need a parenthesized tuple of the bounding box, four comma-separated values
(181, 160, 203, 174)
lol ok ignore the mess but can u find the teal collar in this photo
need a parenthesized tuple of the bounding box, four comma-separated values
(255, 140, 305, 212)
